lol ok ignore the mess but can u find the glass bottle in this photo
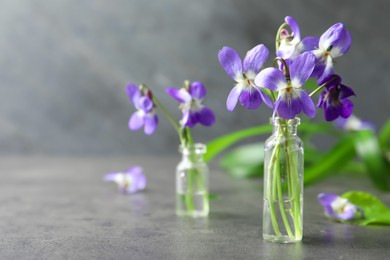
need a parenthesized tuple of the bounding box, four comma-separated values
(176, 143, 209, 217)
(263, 117, 304, 243)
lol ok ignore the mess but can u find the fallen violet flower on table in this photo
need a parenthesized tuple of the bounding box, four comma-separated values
(335, 115, 376, 132)
(104, 166, 146, 194)
(318, 193, 364, 221)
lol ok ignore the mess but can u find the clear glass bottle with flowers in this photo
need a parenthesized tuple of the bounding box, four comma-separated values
(218, 16, 355, 242)
(125, 80, 215, 217)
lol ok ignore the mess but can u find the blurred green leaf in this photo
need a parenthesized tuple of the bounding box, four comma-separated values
(205, 125, 272, 163)
(302, 78, 319, 91)
(355, 130, 390, 191)
(208, 193, 220, 200)
(342, 191, 390, 225)
(379, 119, 390, 150)
(304, 133, 357, 186)
(220, 143, 264, 178)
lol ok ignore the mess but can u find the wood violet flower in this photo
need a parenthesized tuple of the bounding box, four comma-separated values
(312, 23, 352, 83)
(218, 44, 273, 111)
(166, 81, 215, 128)
(318, 193, 364, 221)
(255, 52, 316, 119)
(126, 83, 159, 135)
(104, 167, 146, 194)
(317, 75, 355, 121)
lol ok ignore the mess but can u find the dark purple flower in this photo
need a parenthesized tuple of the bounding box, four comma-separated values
(318, 193, 363, 221)
(312, 23, 352, 83)
(166, 81, 215, 128)
(255, 52, 317, 119)
(335, 115, 376, 132)
(104, 166, 146, 194)
(218, 44, 273, 111)
(126, 84, 158, 135)
(277, 16, 319, 59)
(317, 75, 355, 121)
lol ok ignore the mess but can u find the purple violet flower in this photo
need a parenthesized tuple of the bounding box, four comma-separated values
(126, 84, 159, 135)
(312, 23, 352, 83)
(318, 193, 363, 221)
(335, 115, 376, 132)
(277, 16, 319, 60)
(317, 75, 355, 121)
(218, 44, 273, 111)
(166, 81, 215, 128)
(255, 52, 317, 119)
(104, 166, 146, 194)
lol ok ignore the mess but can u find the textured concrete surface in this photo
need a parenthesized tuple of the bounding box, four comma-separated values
(0, 156, 390, 259)
(0, 0, 389, 155)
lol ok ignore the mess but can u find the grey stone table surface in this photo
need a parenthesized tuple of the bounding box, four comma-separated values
(1, 156, 390, 260)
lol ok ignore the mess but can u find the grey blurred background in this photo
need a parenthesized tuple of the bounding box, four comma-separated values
(0, 0, 389, 155)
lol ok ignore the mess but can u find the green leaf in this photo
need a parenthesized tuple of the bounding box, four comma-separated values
(220, 143, 264, 178)
(302, 78, 319, 91)
(342, 191, 390, 225)
(205, 121, 332, 163)
(354, 130, 390, 191)
(304, 133, 357, 186)
(204, 125, 272, 163)
(208, 193, 220, 201)
(379, 119, 390, 150)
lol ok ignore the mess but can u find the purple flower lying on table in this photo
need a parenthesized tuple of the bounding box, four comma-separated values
(126, 83, 158, 135)
(166, 81, 215, 128)
(318, 193, 364, 221)
(104, 167, 146, 194)
(218, 44, 272, 111)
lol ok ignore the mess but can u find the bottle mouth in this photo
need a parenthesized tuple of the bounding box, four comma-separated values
(179, 143, 207, 154)
(270, 117, 300, 126)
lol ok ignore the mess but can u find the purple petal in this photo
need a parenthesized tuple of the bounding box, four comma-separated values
(285, 16, 301, 44)
(166, 88, 191, 103)
(298, 36, 319, 53)
(243, 44, 269, 74)
(198, 107, 216, 126)
(318, 74, 341, 87)
(226, 86, 241, 111)
(324, 105, 339, 121)
(277, 96, 302, 119)
(258, 89, 273, 108)
(218, 46, 243, 81)
(339, 84, 356, 99)
(104, 172, 120, 181)
(127, 169, 147, 192)
(189, 81, 206, 99)
(239, 88, 262, 110)
(126, 83, 141, 105)
(136, 96, 154, 112)
(339, 99, 354, 118)
(317, 56, 334, 85)
(338, 205, 356, 221)
(289, 52, 316, 88)
(254, 67, 287, 91)
(143, 114, 158, 135)
(300, 91, 316, 118)
(320, 23, 351, 57)
(182, 110, 197, 128)
(129, 111, 144, 130)
(318, 193, 338, 206)
(317, 90, 327, 108)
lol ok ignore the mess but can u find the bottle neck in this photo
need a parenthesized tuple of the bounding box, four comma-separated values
(179, 143, 206, 162)
(270, 117, 300, 136)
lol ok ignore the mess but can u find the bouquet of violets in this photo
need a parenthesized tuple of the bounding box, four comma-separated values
(126, 80, 215, 217)
(217, 16, 355, 243)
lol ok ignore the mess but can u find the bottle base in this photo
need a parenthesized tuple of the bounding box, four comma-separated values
(263, 234, 302, 243)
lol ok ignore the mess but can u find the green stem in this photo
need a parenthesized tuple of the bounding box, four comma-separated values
(268, 145, 281, 236)
(151, 95, 182, 140)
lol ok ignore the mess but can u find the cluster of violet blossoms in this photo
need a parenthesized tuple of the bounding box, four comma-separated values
(126, 81, 215, 135)
(218, 16, 355, 121)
